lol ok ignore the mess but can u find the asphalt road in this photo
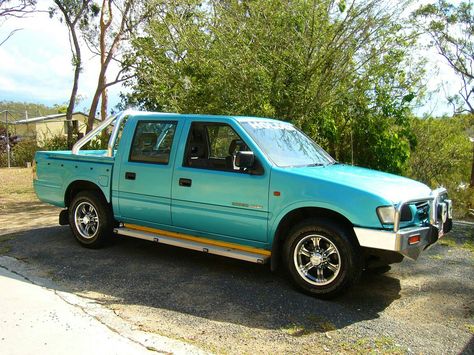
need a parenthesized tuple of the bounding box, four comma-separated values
(1, 223, 473, 354)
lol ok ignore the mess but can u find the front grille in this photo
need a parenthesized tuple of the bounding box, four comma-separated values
(415, 201, 430, 222)
(400, 205, 413, 222)
(399, 201, 430, 227)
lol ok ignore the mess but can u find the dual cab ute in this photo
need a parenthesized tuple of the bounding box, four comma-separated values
(33, 111, 453, 297)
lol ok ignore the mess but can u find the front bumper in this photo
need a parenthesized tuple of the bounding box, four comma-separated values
(354, 188, 453, 260)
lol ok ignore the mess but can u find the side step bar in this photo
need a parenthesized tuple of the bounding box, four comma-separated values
(114, 225, 270, 264)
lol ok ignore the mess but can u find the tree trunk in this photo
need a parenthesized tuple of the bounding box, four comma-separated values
(86, 0, 133, 131)
(54, 0, 86, 149)
(65, 72, 77, 149)
(86, 0, 112, 132)
(101, 86, 108, 120)
(86, 76, 104, 132)
(470, 142, 474, 188)
(99, 2, 109, 122)
(66, 29, 82, 149)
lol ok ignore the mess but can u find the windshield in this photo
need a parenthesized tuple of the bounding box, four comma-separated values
(241, 121, 335, 167)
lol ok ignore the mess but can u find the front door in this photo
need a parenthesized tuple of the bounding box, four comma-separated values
(171, 121, 269, 244)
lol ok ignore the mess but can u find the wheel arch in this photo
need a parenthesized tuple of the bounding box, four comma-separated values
(270, 206, 357, 271)
(64, 180, 109, 208)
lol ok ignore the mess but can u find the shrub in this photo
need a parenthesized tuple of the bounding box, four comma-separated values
(41, 135, 69, 151)
(12, 139, 39, 167)
(84, 132, 110, 150)
(0, 151, 7, 167)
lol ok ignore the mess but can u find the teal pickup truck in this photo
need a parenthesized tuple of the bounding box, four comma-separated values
(33, 111, 453, 298)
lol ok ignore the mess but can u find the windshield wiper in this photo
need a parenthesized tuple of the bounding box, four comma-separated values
(305, 163, 325, 167)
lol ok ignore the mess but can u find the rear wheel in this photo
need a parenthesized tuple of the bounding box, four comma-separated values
(68, 191, 113, 248)
(283, 218, 362, 298)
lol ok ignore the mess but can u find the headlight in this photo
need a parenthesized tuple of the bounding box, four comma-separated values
(377, 206, 395, 224)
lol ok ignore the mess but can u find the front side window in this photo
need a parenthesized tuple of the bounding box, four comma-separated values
(183, 122, 252, 172)
(129, 121, 177, 164)
(241, 121, 334, 167)
(208, 125, 241, 158)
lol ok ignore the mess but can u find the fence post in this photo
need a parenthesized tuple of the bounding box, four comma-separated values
(5, 110, 10, 168)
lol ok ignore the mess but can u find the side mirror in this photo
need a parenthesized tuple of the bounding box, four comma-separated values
(235, 151, 255, 169)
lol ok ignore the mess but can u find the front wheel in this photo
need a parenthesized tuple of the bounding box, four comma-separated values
(68, 191, 113, 248)
(283, 218, 362, 298)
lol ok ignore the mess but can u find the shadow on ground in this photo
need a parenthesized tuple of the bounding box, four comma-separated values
(2, 225, 403, 334)
(0, 200, 52, 214)
(0, 200, 61, 235)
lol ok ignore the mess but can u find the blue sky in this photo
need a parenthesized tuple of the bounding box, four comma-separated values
(0, 1, 462, 119)
(0, 2, 124, 115)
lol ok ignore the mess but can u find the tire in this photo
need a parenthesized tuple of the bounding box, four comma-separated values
(283, 218, 362, 299)
(68, 191, 113, 248)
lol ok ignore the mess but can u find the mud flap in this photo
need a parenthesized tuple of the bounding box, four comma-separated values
(59, 209, 69, 225)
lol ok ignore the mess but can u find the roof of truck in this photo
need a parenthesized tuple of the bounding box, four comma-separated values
(127, 110, 285, 124)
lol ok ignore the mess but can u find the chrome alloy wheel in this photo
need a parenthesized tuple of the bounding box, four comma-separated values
(293, 234, 341, 286)
(74, 201, 100, 239)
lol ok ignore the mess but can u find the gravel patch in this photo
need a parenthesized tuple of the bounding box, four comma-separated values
(1, 222, 472, 354)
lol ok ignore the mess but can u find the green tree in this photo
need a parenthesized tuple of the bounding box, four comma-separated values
(413, 1, 474, 187)
(124, 0, 423, 174)
(413, 1, 473, 114)
(407, 114, 473, 217)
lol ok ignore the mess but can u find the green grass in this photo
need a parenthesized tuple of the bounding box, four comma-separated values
(466, 324, 474, 334)
(439, 237, 474, 254)
(462, 239, 474, 253)
(320, 321, 337, 332)
(0, 168, 34, 196)
(0, 168, 36, 216)
(439, 238, 457, 248)
(0, 244, 11, 254)
(281, 323, 310, 337)
(339, 336, 405, 354)
(281, 316, 337, 337)
(0, 234, 16, 254)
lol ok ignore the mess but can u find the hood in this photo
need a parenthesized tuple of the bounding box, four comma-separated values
(285, 164, 432, 204)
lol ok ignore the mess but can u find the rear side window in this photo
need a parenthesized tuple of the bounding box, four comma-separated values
(129, 121, 177, 164)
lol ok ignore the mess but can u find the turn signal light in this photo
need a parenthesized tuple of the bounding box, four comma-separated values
(408, 235, 421, 245)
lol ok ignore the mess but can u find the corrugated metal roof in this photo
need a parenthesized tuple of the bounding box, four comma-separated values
(12, 112, 88, 124)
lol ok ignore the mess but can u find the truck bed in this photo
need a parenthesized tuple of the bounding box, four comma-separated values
(34, 150, 115, 208)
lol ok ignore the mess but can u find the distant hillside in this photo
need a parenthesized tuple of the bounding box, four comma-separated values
(0, 101, 58, 122)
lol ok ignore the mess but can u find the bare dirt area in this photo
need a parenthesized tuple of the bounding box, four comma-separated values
(0, 168, 473, 354)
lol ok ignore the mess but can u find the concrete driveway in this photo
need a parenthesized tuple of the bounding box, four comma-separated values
(0, 256, 206, 355)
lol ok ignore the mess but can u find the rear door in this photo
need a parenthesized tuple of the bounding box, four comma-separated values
(118, 118, 181, 226)
(171, 119, 270, 243)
